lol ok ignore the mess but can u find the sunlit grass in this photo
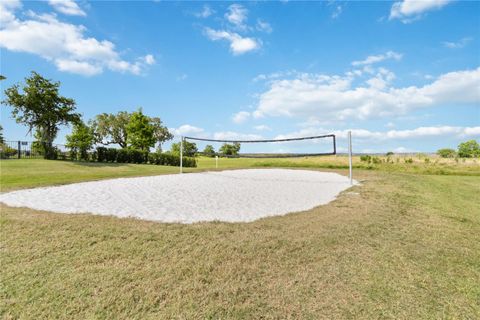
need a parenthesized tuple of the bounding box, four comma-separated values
(0, 158, 479, 318)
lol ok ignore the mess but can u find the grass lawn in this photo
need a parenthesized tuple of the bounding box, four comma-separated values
(1, 158, 479, 318)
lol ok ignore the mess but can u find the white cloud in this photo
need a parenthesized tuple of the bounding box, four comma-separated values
(443, 37, 473, 49)
(390, 0, 452, 22)
(213, 131, 262, 141)
(275, 126, 480, 141)
(331, 5, 343, 19)
(254, 125, 272, 131)
(143, 54, 155, 65)
(195, 5, 214, 18)
(392, 147, 416, 153)
(232, 111, 251, 124)
(256, 19, 272, 33)
(352, 51, 403, 66)
(225, 4, 248, 30)
(48, 0, 86, 16)
(204, 27, 260, 55)
(0, 4, 153, 76)
(253, 67, 480, 122)
(170, 124, 205, 137)
(55, 59, 101, 76)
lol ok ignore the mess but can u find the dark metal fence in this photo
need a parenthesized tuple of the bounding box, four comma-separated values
(0, 141, 69, 159)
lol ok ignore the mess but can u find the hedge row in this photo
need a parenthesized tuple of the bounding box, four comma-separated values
(95, 147, 196, 167)
(148, 152, 196, 167)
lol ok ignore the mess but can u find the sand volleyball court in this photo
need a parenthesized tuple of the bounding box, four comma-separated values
(0, 169, 355, 223)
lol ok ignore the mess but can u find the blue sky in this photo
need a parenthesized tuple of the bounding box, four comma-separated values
(1, 0, 479, 153)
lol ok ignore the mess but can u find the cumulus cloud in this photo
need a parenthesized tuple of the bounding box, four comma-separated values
(390, 0, 452, 22)
(352, 51, 403, 66)
(232, 111, 251, 124)
(143, 54, 155, 65)
(170, 124, 205, 137)
(213, 131, 262, 141)
(0, 3, 153, 76)
(48, 0, 86, 16)
(195, 5, 214, 18)
(225, 4, 248, 30)
(204, 27, 260, 55)
(256, 19, 272, 33)
(254, 125, 272, 131)
(253, 67, 480, 122)
(443, 37, 473, 49)
(275, 126, 480, 141)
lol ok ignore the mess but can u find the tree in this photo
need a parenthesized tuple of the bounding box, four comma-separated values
(150, 117, 173, 149)
(66, 121, 95, 160)
(90, 111, 130, 148)
(457, 140, 480, 158)
(90, 111, 172, 150)
(171, 140, 198, 157)
(219, 142, 241, 156)
(126, 109, 156, 151)
(437, 148, 456, 158)
(0, 75, 6, 81)
(2, 72, 80, 159)
(203, 145, 216, 157)
(0, 125, 4, 144)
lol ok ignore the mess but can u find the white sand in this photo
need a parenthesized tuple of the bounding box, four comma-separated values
(0, 169, 356, 223)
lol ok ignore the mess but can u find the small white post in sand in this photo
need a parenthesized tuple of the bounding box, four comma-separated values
(180, 136, 183, 174)
(215, 155, 218, 169)
(348, 130, 353, 185)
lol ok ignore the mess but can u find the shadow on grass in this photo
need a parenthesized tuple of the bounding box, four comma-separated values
(67, 161, 130, 168)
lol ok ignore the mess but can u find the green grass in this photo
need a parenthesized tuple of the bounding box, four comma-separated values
(1, 158, 479, 318)
(0, 159, 180, 191)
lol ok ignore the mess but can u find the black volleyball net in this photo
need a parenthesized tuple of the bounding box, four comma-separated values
(182, 134, 336, 159)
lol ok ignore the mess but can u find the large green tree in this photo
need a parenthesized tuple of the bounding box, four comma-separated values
(2, 72, 81, 159)
(126, 109, 156, 151)
(91, 111, 172, 150)
(457, 140, 480, 158)
(90, 111, 131, 148)
(66, 121, 95, 160)
(219, 142, 241, 156)
(171, 140, 198, 157)
(203, 144, 216, 157)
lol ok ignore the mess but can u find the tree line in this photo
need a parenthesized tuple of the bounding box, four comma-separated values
(1, 72, 241, 162)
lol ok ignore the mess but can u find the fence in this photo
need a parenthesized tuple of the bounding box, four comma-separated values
(0, 141, 69, 159)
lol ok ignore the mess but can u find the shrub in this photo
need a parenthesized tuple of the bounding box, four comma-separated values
(96, 147, 107, 162)
(457, 140, 480, 158)
(0, 144, 18, 159)
(386, 151, 394, 156)
(148, 152, 196, 167)
(437, 148, 456, 158)
(116, 149, 129, 163)
(404, 158, 413, 164)
(371, 156, 381, 164)
(105, 148, 118, 162)
(360, 155, 371, 163)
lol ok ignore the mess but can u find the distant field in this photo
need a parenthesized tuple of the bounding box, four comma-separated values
(1, 158, 479, 318)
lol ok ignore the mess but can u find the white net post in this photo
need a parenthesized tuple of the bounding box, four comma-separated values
(215, 156, 218, 169)
(180, 136, 183, 174)
(348, 131, 353, 185)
